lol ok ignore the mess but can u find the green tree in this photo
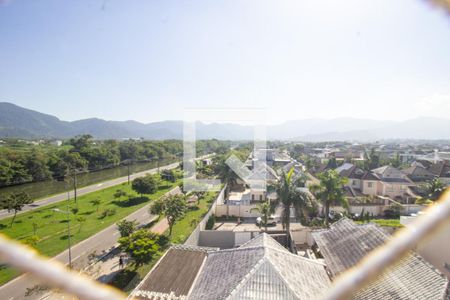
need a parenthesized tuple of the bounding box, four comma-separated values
(0, 157, 13, 186)
(310, 170, 348, 225)
(150, 194, 187, 235)
(118, 229, 161, 267)
(390, 152, 401, 168)
(91, 198, 101, 212)
(69, 135, 93, 153)
(193, 191, 206, 205)
(364, 148, 380, 170)
(422, 178, 446, 200)
(326, 157, 338, 169)
(165, 194, 187, 235)
(132, 175, 158, 196)
(258, 200, 271, 232)
(149, 197, 165, 220)
(22, 150, 51, 182)
(116, 219, 138, 237)
(0, 192, 32, 227)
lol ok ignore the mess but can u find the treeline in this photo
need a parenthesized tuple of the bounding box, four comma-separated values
(0, 136, 230, 187)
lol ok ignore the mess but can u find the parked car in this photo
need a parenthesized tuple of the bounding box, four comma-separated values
(256, 216, 277, 227)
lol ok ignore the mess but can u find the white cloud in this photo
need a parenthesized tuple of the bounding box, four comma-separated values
(414, 94, 450, 119)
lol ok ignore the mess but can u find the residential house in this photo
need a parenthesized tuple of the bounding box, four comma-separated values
(402, 165, 436, 184)
(312, 218, 449, 299)
(130, 233, 331, 300)
(427, 161, 450, 186)
(342, 165, 417, 203)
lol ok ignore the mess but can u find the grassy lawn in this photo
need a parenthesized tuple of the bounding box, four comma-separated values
(109, 190, 218, 292)
(355, 218, 403, 228)
(0, 173, 181, 286)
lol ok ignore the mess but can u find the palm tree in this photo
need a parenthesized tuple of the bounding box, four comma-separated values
(422, 178, 445, 200)
(309, 169, 348, 225)
(275, 168, 315, 243)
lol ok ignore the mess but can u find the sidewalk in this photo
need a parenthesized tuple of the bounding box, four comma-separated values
(150, 218, 169, 234)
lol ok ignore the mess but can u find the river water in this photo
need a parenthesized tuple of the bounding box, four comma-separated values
(0, 158, 178, 200)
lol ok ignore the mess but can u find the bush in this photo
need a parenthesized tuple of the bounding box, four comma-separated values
(383, 209, 399, 219)
(100, 208, 116, 218)
(24, 235, 40, 246)
(205, 214, 215, 230)
(116, 219, 138, 237)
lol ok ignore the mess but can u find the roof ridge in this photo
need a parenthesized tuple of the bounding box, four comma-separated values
(225, 256, 267, 299)
(238, 233, 263, 248)
(266, 246, 327, 266)
(226, 256, 301, 300)
(212, 245, 264, 254)
(264, 255, 313, 299)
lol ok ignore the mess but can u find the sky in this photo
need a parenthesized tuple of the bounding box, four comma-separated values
(0, 0, 450, 124)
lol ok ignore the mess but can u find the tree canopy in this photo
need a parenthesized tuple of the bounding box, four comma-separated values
(132, 175, 158, 195)
(118, 229, 165, 266)
(0, 192, 32, 227)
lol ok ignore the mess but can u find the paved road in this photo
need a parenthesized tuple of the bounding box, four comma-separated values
(0, 186, 182, 300)
(0, 162, 179, 220)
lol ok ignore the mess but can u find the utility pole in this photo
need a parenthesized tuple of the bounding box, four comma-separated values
(127, 161, 131, 184)
(53, 206, 72, 269)
(73, 169, 77, 204)
(66, 204, 72, 269)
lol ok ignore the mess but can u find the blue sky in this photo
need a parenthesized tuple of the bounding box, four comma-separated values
(0, 0, 449, 124)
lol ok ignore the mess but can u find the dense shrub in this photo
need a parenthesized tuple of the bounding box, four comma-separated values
(205, 214, 215, 230)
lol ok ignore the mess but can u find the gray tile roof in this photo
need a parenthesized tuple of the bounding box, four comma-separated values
(188, 233, 330, 300)
(131, 245, 213, 299)
(312, 218, 448, 300)
(238, 232, 289, 253)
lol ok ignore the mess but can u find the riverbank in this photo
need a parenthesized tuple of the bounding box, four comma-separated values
(0, 158, 178, 201)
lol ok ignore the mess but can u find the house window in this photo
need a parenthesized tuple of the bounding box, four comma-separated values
(252, 194, 255, 201)
(352, 180, 357, 185)
(259, 195, 263, 201)
(367, 182, 373, 188)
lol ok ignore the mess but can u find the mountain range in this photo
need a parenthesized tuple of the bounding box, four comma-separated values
(0, 102, 449, 141)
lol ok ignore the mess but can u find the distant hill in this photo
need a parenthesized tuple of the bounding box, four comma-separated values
(0, 102, 449, 140)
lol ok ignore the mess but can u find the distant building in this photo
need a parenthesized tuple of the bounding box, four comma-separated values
(335, 164, 417, 203)
(427, 161, 450, 186)
(50, 140, 63, 146)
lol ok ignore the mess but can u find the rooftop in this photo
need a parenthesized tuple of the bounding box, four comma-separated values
(312, 218, 448, 300)
(131, 234, 331, 300)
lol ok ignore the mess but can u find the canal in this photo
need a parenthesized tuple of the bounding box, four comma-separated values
(0, 158, 178, 201)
